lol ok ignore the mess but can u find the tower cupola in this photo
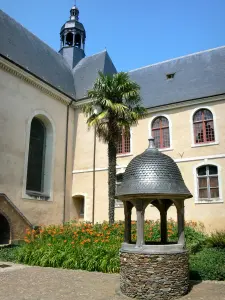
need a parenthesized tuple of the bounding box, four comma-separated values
(59, 5, 86, 68)
(70, 6, 79, 21)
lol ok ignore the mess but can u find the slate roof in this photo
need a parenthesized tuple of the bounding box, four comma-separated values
(0, 9, 76, 98)
(1, 9, 225, 107)
(129, 46, 225, 108)
(73, 50, 117, 99)
(60, 21, 85, 34)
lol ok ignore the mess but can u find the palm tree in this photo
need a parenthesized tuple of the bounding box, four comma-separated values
(82, 72, 147, 224)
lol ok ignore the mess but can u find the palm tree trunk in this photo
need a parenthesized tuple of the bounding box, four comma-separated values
(108, 140, 117, 224)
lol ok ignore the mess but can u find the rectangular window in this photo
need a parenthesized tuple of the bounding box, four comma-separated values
(117, 129, 131, 155)
(197, 165, 219, 200)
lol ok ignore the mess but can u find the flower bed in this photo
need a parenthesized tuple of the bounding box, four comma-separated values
(13, 220, 204, 273)
(1, 220, 224, 280)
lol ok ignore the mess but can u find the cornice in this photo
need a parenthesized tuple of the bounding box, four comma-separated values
(74, 94, 225, 113)
(147, 94, 225, 114)
(0, 56, 74, 106)
(73, 153, 225, 174)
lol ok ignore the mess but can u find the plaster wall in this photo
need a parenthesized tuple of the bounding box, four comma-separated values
(0, 67, 74, 226)
(72, 99, 225, 232)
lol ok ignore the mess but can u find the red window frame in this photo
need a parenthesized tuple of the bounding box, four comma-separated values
(193, 109, 215, 144)
(117, 129, 131, 155)
(152, 117, 170, 149)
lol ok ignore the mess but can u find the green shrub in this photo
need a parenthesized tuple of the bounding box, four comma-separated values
(13, 220, 207, 273)
(0, 245, 19, 262)
(190, 248, 225, 281)
(206, 231, 225, 249)
(185, 225, 207, 254)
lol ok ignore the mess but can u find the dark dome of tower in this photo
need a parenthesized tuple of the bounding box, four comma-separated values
(116, 138, 192, 199)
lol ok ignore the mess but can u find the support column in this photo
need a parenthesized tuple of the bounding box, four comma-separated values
(72, 33, 75, 46)
(124, 201, 133, 244)
(177, 200, 185, 246)
(160, 210, 167, 243)
(135, 200, 145, 247)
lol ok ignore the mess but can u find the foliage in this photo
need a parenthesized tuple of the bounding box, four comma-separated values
(206, 230, 225, 249)
(0, 245, 19, 262)
(3, 220, 225, 281)
(184, 222, 206, 254)
(190, 248, 225, 281)
(82, 72, 147, 224)
(83, 72, 146, 144)
(13, 220, 206, 273)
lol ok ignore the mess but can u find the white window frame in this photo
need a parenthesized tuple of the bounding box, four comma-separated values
(193, 161, 223, 204)
(22, 110, 55, 201)
(190, 106, 219, 148)
(116, 128, 133, 158)
(149, 114, 173, 152)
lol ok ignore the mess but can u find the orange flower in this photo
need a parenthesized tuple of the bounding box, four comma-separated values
(71, 241, 74, 245)
(64, 240, 67, 243)
(48, 243, 52, 246)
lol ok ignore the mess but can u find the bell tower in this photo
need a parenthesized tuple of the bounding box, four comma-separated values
(59, 5, 86, 68)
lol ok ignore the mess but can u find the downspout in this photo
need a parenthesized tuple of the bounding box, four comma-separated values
(63, 100, 74, 224)
(92, 125, 97, 224)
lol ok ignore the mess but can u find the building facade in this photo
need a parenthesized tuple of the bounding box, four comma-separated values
(0, 6, 225, 243)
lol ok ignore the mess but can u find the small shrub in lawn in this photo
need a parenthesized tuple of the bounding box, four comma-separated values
(190, 248, 225, 281)
(15, 220, 207, 273)
(206, 231, 225, 249)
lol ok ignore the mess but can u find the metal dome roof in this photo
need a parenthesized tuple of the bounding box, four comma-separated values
(116, 138, 192, 200)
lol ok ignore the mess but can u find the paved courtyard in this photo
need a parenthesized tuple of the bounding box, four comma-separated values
(0, 262, 225, 300)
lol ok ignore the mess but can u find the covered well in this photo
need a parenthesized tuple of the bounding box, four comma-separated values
(116, 138, 192, 300)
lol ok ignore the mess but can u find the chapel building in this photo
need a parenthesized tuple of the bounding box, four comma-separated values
(0, 6, 225, 243)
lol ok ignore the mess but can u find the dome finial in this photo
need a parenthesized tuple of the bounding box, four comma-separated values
(148, 136, 156, 149)
(70, 2, 79, 21)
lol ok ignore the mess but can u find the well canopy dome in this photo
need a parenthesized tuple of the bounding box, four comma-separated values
(116, 138, 192, 200)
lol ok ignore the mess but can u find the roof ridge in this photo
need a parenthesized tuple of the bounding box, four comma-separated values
(128, 45, 225, 73)
(72, 49, 107, 71)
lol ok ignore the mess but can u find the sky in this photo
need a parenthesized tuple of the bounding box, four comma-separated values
(0, 0, 225, 72)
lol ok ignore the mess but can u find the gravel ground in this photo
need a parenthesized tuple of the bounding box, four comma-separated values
(0, 262, 225, 300)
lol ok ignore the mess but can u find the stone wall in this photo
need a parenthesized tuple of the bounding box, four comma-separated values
(120, 251, 189, 300)
(0, 195, 32, 243)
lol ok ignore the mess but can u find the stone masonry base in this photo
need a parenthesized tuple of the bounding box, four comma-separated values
(120, 251, 189, 300)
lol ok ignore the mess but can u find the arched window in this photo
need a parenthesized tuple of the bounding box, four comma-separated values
(193, 109, 215, 144)
(24, 113, 54, 200)
(26, 118, 46, 193)
(73, 195, 85, 219)
(117, 129, 131, 155)
(65, 32, 73, 46)
(115, 173, 124, 208)
(152, 116, 170, 149)
(75, 34, 81, 48)
(197, 165, 219, 199)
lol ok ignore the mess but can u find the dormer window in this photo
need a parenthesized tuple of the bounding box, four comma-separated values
(166, 73, 175, 80)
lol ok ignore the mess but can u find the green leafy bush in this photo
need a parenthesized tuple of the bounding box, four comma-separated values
(207, 231, 225, 249)
(190, 248, 225, 281)
(0, 245, 19, 262)
(13, 220, 207, 273)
